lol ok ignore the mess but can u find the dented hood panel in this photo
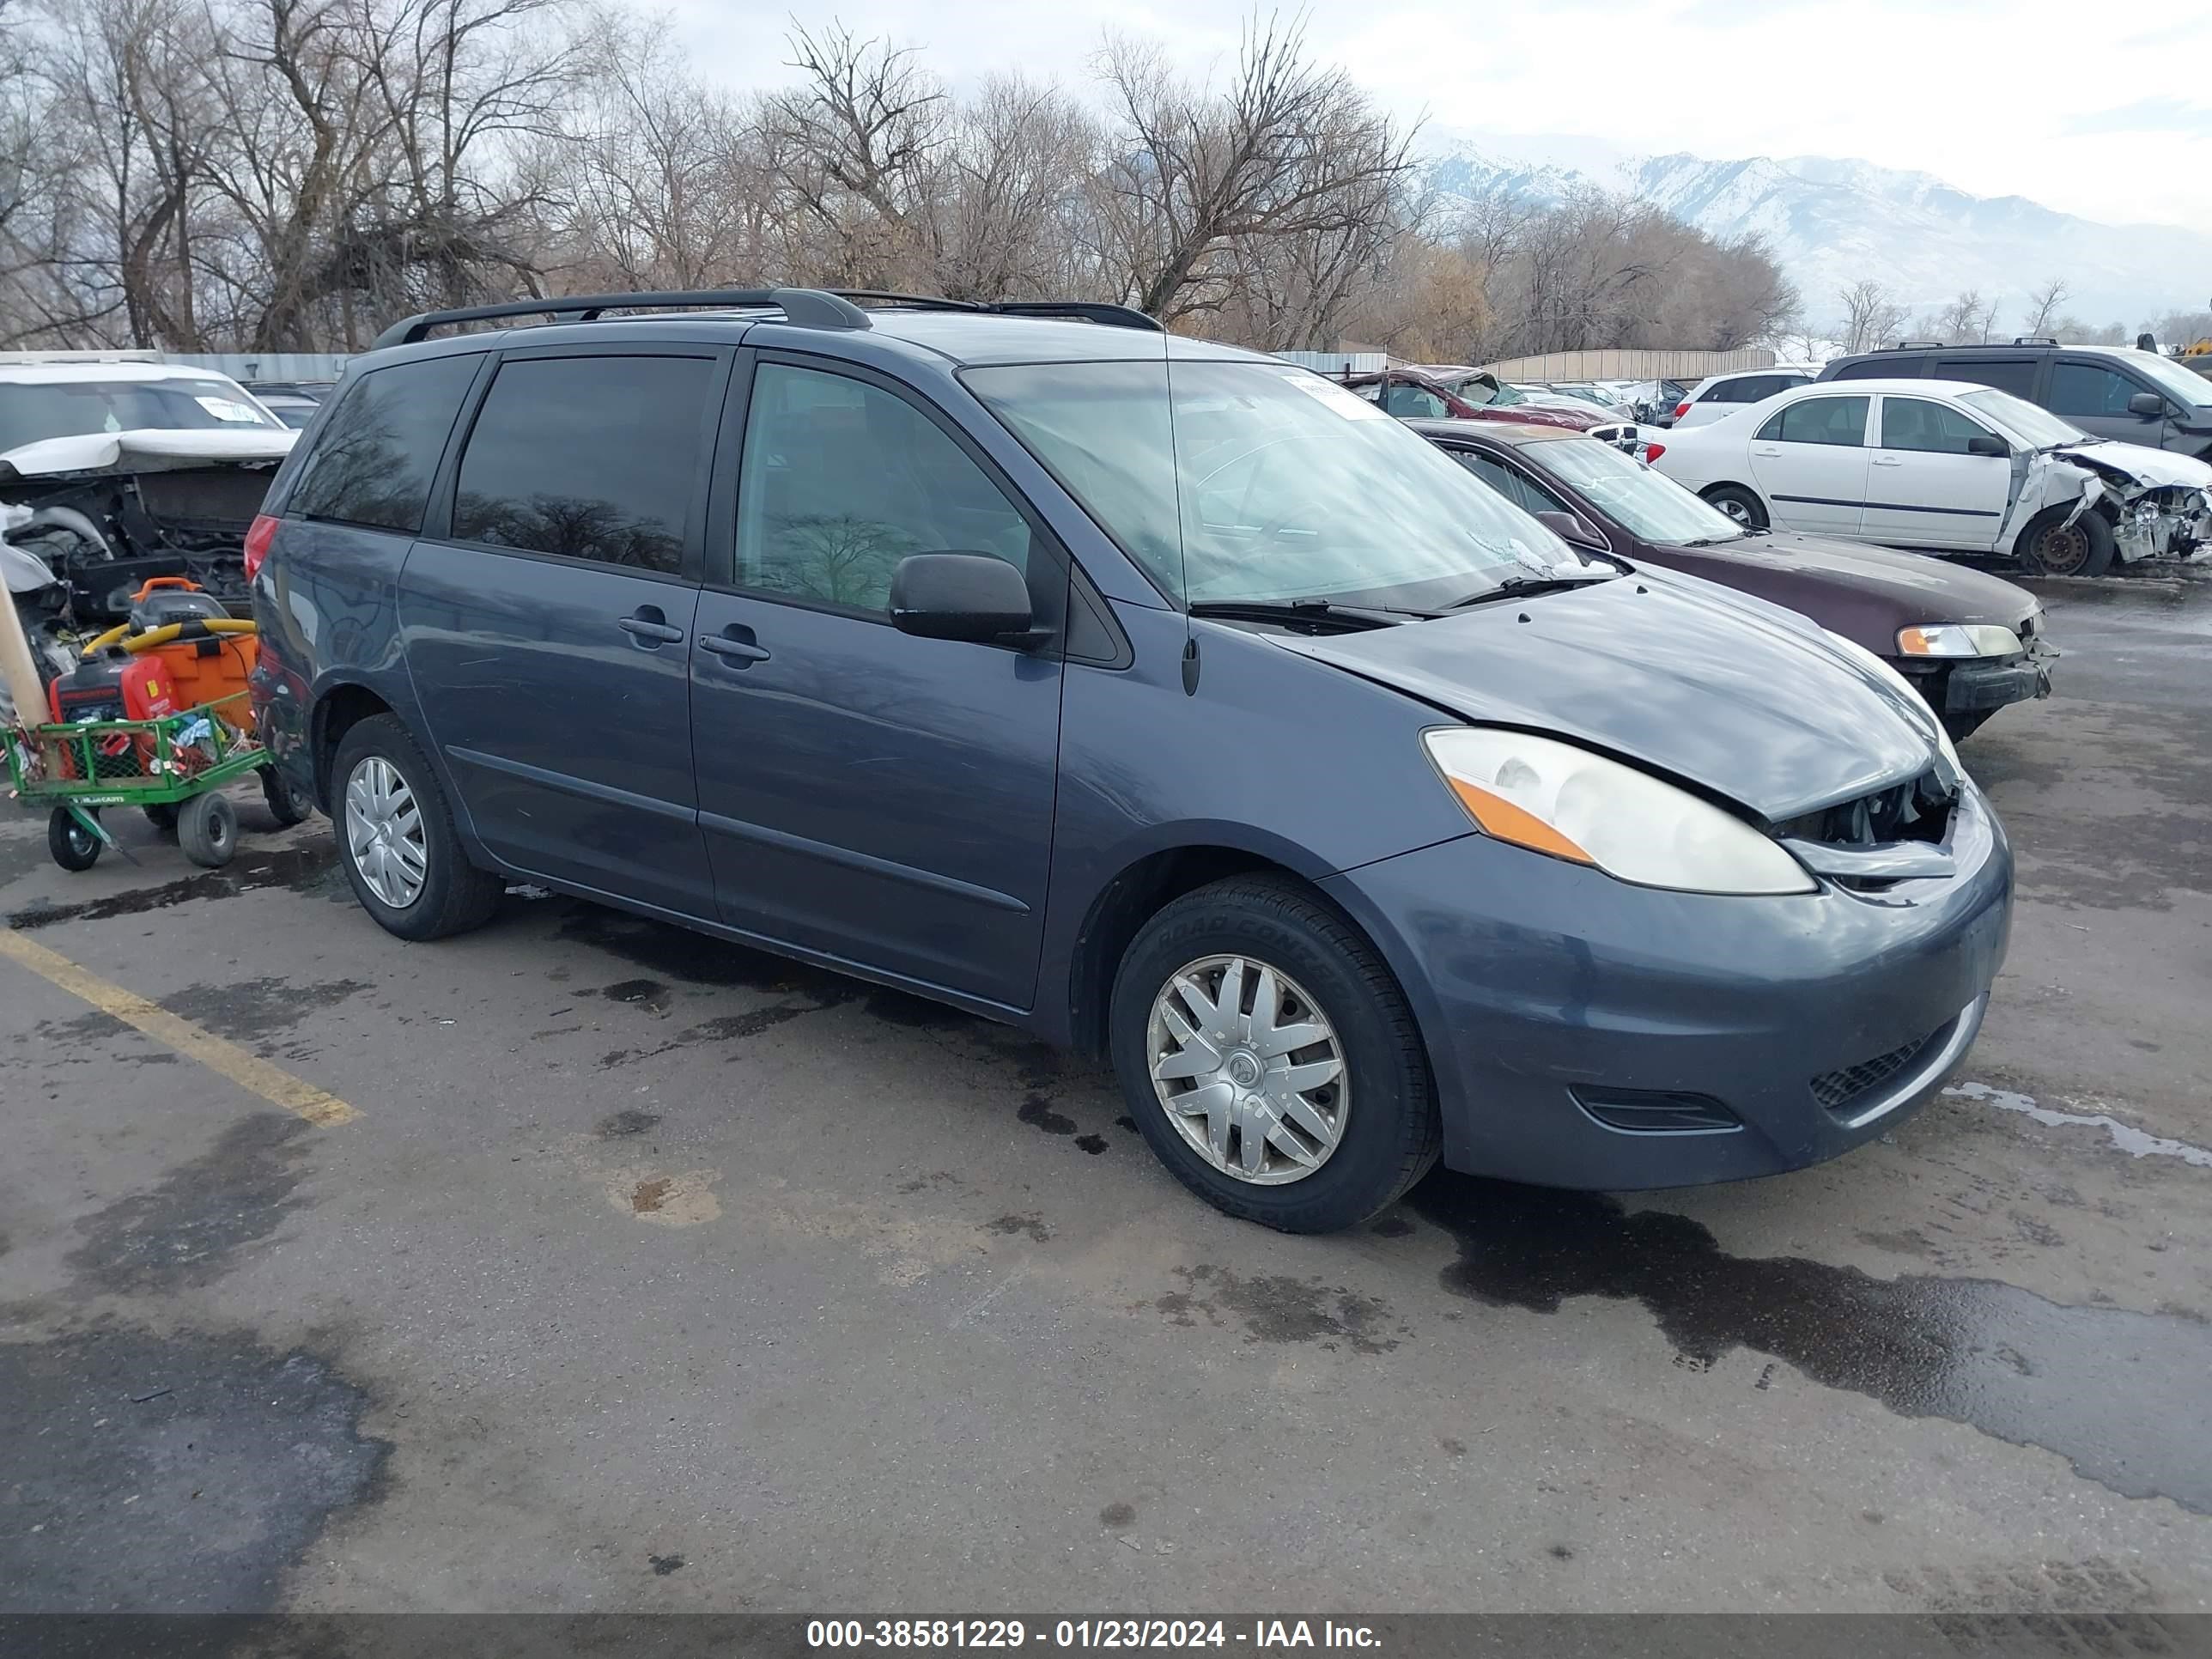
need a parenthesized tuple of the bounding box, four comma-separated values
(0, 426, 296, 482)
(2051, 441, 2212, 492)
(1282, 573, 1941, 822)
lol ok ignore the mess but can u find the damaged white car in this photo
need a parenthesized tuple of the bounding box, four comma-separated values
(1650, 377, 2212, 578)
(2, 360, 296, 708)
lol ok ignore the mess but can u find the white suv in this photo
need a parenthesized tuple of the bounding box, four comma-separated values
(1668, 368, 1820, 430)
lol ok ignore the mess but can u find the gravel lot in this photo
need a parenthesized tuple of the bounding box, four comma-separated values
(3, 568, 2209, 1617)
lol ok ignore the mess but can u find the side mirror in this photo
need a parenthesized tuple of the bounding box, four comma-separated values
(1535, 509, 1608, 551)
(2127, 391, 2166, 418)
(889, 553, 1036, 644)
(1965, 434, 2009, 458)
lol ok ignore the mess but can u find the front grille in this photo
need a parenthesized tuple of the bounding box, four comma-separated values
(1774, 766, 1955, 852)
(1810, 1031, 1936, 1114)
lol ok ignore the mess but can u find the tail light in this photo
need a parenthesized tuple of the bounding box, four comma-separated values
(1672, 401, 1692, 421)
(1641, 441, 1666, 464)
(243, 514, 279, 582)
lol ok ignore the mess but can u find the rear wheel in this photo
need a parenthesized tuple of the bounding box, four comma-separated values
(332, 714, 501, 941)
(48, 807, 101, 872)
(178, 790, 238, 868)
(1109, 875, 1441, 1233)
(2016, 507, 2115, 578)
(260, 766, 313, 826)
(1703, 483, 1769, 530)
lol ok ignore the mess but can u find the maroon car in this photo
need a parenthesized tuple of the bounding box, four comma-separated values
(1412, 419, 2057, 738)
(1341, 367, 1609, 433)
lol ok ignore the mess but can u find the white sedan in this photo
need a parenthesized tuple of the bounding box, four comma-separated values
(1649, 377, 2212, 577)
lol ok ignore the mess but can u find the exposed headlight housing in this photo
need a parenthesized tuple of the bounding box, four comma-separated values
(1421, 727, 1815, 896)
(1823, 629, 1962, 778)
(1896, 623, 2023, 658)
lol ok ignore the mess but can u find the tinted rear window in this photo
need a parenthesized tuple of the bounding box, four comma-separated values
(289, 355, 479, 533)
(450, 356, 714, 574)
(1935, 357, 2036, 397)
(1830, 357, 1910, 381)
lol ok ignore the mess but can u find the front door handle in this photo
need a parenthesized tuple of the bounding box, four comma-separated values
(617, 606, 684, 647)
(699, 627, 771, 666)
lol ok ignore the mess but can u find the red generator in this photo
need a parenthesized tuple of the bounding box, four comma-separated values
(45, 650, 179, 779)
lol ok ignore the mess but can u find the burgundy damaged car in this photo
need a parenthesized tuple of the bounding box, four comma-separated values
(1341, 368, 1615, 433)
(1413, 420, 2057, 739)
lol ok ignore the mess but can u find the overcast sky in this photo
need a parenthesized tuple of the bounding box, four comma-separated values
(664, 0, 2212, 229)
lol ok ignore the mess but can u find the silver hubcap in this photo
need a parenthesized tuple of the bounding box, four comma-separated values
(344, 756, 427, 909)
(1717, 495, 1753, 526)
(1147, 955, 1348, 1186)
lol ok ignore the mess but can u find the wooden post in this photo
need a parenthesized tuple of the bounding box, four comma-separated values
(0, 588, 52, 729)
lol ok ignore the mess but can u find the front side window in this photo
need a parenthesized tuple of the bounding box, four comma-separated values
(968, 360, 1592, 610)
(1959, 388, 2082, 448)
(1757, 396, 1869, 447)
(734, 362, 1032, 613)
(2050, 362, 2143, 418)
(1456, 452, 1569, 518)
(452, 356, 712, 574)
(290, 355, 479, 534)
(1879, 398, 1995, 454)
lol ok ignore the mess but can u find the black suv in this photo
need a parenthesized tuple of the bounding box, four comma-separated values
(1819, 341, 2212, 461)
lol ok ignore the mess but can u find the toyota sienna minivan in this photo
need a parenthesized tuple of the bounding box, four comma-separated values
(249, 289, 2013, 1233)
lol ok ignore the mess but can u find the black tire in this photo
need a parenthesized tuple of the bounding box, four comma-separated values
(48, 806, 101, 872)
(1702, 483, 1769, 531)
(1109, 875, 1442, 1233)
(1942, 708, 1995, 742)
(331, 714, 501, 941)
(260, 765, 313, 827)
(177, 790, 238, 868)
(2015, 506, 2115, 578)
(143, 802, 179, 835)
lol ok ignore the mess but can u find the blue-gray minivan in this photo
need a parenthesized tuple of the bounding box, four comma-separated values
(248, 289, 2013, 1232)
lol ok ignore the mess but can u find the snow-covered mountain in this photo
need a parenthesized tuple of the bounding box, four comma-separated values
(1424, 143, 2212, 331)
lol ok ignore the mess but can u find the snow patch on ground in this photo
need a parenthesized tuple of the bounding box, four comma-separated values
(1946, 1079, 2212, 1167)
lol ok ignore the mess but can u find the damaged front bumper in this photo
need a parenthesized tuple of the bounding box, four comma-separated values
(2110, 483, 2212, 563)
(1942, 640, 2058, 714)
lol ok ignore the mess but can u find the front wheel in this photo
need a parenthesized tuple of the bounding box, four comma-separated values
(1109, 875, 1441, 1233)
(1702, 483, 1769, 531)
(2016, 506, 2115, 578)
(48, 807, 101, 872)
(332, 714, 501, 941)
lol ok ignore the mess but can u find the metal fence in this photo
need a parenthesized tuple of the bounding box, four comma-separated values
(162, 352, 355, 384)
(1477, 348, 1779, 380)
(1272, 350, 1390, 375)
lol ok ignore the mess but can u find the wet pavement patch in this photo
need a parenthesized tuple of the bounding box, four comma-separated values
(596, 1109, 662, 1139)
(1147, 1264, 1407, 1355)
(0, 1323, 388, 1613)
(158, 977, 371, 1051)
(553, 905, 834, 994)
(5, 843, 341, 931)
(1018, 1096, 1076, 1136)
(67, 1115, 313, 1296)
(1409, 1174, 2212, 1514)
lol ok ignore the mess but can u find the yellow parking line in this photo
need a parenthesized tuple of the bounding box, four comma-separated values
(0, 930, 361, 1127)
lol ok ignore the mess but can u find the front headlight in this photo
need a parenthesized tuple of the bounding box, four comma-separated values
(1822, 629, 1961, 776)
(1422, 728, 1815, 896)
(1897, 623, 2022, 658)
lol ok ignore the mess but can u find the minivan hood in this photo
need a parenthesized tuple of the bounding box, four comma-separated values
(0, 426, 296, 482)
(1283, 574, 1942, 822)
(1674, 530, 2039, 627)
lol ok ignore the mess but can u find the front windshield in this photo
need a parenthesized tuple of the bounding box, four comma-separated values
(967, 360, 1595, 609)
(0, 378, 283, 453)
(1436, 373, 1503, 407)
(2132, 352, 2212, 407)
(1531, 438, 1746, 544)
(1959, 389, 2084, 449)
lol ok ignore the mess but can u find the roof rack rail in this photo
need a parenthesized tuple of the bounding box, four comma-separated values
(373, 286, 1164, 349)
(2012, 336, 2057, 346)
(1886, 339, 1945, 349)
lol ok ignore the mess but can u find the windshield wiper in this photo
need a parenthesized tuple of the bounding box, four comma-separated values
(1677, 534, 1744, 547)
(1187, 598, 1420, 632)
(1447, 571, 1613, 607)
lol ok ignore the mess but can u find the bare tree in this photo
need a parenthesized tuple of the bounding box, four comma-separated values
(1836, 278, 1909, 355)
(2020, 277, 2069, 340)
(1924, 289, 1992, 346)
(1089, 15, 1416, 325)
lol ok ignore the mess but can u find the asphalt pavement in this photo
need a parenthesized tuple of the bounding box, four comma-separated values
(3, 568, 2209, 1618)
